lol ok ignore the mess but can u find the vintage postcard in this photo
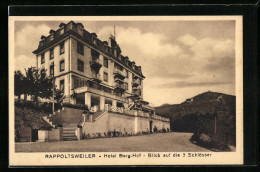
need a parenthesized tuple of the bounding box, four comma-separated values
(9, 16, 243, 166)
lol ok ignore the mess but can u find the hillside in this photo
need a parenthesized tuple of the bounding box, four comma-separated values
(155, 91, 236, 147)
(155, 91, 236, 120)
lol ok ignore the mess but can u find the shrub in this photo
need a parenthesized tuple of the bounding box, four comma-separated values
(162, 127, 166, 133)
(15, 100, 62, 114)
(190, 132, 231, 151)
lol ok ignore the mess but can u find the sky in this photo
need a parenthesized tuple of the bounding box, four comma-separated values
(15, 20, 236, 106)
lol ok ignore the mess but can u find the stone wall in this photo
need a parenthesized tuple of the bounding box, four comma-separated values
(136, 117, 150, 133)
(38, 128, 63, 142)
(82, 112, 170, 135)
(52, 107, 84, 125)
(108, 113, 135, 134)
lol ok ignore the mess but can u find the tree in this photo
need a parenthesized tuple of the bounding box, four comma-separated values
(15, 67, 65, 103)
(24, 67, 53, 101)
(14, 70, 25, 99)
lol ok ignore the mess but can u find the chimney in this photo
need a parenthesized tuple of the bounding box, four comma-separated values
(109, 35, 117, 48)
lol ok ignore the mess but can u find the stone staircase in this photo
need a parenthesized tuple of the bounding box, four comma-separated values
(42, 115, 59, 128)
(93, 110, 107, 121)
(128, 102, 135, 110)
(63, 124, 78, 141)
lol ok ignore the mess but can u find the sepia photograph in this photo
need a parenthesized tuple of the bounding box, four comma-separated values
(9, 16, 243, 166)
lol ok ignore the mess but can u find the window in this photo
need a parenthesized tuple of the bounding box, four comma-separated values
(50, 48, 54, 60)
(77, 41, 84, 55)
(41, 53, 45, 64)
(126, 70, 129, 78)
(50, 63, 54, 76)
(77, 59, 84, 72)
(60, 80, 64, 92)
(78, 26, 83, 36)
(103, 57, 108, 68)
(60, 60, 65, 72)
(103, 72, 108, 82)
(60, 27, 64, 35)
(50, 34, 54, 41)
(60, 42, 64, 54)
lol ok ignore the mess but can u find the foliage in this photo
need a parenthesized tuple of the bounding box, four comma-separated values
(14, 70, 25, 99)
(26, 67, 53, 100)
(15, 106, 52, 140)
(15, 67, 64, 102)
(190, 132, 231, 151)
(15, 100, 62, 114)
(155, 91, 236, 147)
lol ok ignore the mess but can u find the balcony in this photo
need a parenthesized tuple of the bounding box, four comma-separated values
(142, 104, 155, 111)
(90, 58, 102, 70)
(114, 77, 125, 83)
(91, 73, 102, 83)
(132, 89, 141, 96)
(114, 82, 127, 92)
(132, 85, 141, 91)
(113, 68, 127, 79)
(132, 78, 141, 87)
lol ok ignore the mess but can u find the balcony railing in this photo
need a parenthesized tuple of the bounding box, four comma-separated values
(104, 104, 170, 121)
(142, 104, 155, 111)
(91, 73, 102, 83)
(113, 68, 127, 78)
(132, 89, 141, 96)
(90, 58, 102, 69)
(132, 78, 141, 86)
(114, 82, 128, 91)
(114, 77, 125, 83)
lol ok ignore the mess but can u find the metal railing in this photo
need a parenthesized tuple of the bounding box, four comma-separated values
(114, 83, 128, 90)
(132, 79, 141, 85)
(113, 68, 127, 78)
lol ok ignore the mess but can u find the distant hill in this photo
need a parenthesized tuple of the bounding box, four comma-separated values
(155, 91, 236, 146)
(156, 91, 236, 120)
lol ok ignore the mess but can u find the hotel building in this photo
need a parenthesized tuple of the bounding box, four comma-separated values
(33, 21, 170, 137)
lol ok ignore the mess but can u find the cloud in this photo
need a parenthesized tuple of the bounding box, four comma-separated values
(14, 21, 236, 106)
(178, 34, 197, 46)
(158, 81, 232, 88)
(151, 71, 194, 79)
(97, 26, 183, 59)
(15, 24, 51, 56)
(15, 55, 36, 73)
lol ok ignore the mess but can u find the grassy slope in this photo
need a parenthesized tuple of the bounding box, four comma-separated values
(15, 106, 52, 130)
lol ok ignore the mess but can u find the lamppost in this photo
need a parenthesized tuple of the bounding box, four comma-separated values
(52, 63, 55, 115)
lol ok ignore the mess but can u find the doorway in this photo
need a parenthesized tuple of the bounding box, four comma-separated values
(149, 120, 153, 133)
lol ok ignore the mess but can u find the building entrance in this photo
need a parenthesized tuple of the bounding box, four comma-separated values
(149, 120, 153, 133)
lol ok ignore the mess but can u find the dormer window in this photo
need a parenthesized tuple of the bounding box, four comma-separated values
(114, 49, 117, 57)
(60, 26, 64, 35)
(93, 38, 97, 45)
(50, 34, 54, 41)
(59, 23, 65, 35)
(78, 26, 83, 36)
(49, 29, 55, 41)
